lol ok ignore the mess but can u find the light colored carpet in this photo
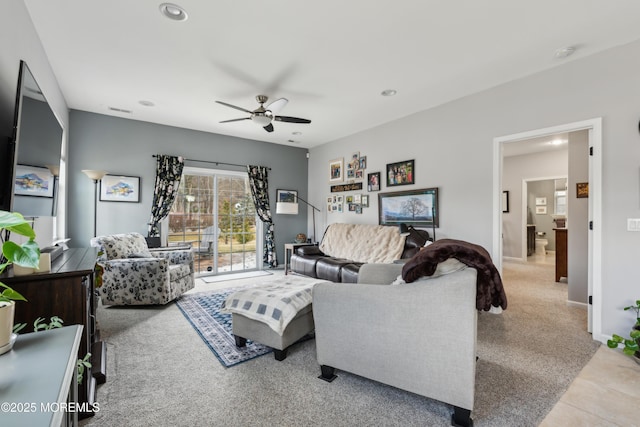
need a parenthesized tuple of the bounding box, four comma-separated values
(81, 261, 599, 426)
(200, 270, 272, 283)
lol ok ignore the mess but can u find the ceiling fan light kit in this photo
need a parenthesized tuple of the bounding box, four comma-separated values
(216, 95, 311, 133)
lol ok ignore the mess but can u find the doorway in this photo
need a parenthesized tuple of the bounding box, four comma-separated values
(493, 118, 603, 341)
(166, 167, 262, 277)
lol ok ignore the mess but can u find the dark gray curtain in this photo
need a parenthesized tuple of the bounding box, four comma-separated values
(247, 165, 277, 268)
(148, 155, 184, 238)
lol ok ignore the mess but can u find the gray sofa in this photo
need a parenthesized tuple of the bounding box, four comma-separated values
(312, 262, 478, 427)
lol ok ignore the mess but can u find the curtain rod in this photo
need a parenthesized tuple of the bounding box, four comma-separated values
(151, 155, 270, 170)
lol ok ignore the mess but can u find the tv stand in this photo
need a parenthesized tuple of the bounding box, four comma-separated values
(1, 247, 104, 418)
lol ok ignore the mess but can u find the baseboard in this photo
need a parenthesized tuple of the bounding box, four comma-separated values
(502, 256, 525, 263)
(566, 300, 587, 310)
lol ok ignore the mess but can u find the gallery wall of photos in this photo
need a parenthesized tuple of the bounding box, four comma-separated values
(326, 152, 414, 214)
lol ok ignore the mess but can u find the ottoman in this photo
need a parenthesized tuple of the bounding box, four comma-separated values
(221, 277, 329, 361)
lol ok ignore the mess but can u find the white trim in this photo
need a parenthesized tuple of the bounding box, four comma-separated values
(493, 118, 603, 342)
(567, 300, 588, 310)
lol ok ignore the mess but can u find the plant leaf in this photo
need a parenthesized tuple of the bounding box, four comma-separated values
(3, 239, 40, 268)
(0, 211, 36, 238)
(606, 340, 619, 348)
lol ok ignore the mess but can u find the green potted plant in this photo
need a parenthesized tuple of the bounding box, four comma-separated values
(0, 210, 40, 353)
(606, 300, 640, 364)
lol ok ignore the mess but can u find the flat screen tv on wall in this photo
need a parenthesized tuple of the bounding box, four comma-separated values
(0, 60, 63, 217)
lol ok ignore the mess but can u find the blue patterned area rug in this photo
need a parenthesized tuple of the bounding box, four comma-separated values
(176, 287, 272, 367)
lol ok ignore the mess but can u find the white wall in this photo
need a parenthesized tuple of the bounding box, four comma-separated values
(308, 38, 640, 338)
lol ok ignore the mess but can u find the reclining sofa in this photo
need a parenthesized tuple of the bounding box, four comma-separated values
(290, 223, 429, 282)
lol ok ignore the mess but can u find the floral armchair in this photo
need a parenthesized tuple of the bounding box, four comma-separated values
(90, 232, 195, 306)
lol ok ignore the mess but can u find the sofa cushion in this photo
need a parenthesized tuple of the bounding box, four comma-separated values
(341, 263, 363, 283)
(316, 257, 351, 282)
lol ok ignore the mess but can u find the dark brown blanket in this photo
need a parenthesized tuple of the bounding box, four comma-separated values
(401, 239, 507, 311)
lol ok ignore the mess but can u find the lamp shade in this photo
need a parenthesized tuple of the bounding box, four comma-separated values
(82, 169, 107, 181)
(45, 164, 60, 177)
(276, 202, 298, 215)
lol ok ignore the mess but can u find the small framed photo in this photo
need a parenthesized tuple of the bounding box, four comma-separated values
(355, 205, 363, 214)
(336, 195, 343, 203)
(347, 152, 360, 170)
(355, 169, 364, 180)
(361, 195, 369, 207)
(100, 175, 140, 202)
(353, 194, 362, 204)
(329, 158, 343, 183)
(277, 189, 297, 203)
(368, 172, 381, 192)
(535, 197, 547, 206)
(386, 159, 414, 186)
(536, 206, 547, 214)
(576, 182, 589, 198)
(346, 195, 353, 203)
(337, 204, 343, 213)
(348, 203, 356, 212)
(14, 165, 54, 198)
(359, 156, 367, 170)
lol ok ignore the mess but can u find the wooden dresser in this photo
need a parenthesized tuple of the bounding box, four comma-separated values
(554, 228, 568, 282)
(1, 248, 105, 418)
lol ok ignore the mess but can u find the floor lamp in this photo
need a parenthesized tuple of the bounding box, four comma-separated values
(276, 194, 321, 243)
(82, 170, 106, 237)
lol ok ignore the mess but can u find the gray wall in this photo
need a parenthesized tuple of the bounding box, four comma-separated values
(503, 149, 568, 258)
(0, 0, 68, 244)
(68, 110, 309, 264)
(528, 179, 557, 251)
(568, 130, 589, 304)
(308, 38, 640, 338)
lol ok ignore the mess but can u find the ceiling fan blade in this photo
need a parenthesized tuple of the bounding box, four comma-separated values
(263, 123, 274, 132)
(266, 97, 288, 114)
(215, 100, 253, 114)
(274, 115, 311, 124)
(219, 117, 250, 123)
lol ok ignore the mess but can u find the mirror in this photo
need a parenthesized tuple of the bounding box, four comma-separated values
(12, 61, 63, 217)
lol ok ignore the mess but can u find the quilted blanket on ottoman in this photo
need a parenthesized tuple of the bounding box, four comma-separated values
(220, 276, 330, 335)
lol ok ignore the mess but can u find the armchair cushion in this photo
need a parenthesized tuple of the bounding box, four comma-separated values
(90, 232, 195, 306)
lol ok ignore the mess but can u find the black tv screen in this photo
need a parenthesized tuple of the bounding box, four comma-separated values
(4, 60, 63, 217)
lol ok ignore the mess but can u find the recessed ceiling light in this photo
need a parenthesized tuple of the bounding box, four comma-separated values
(555, 46, 576, 59)
(381, 89, 397, 97)
(159, 3, 188, 21)
(139, 100, 155, 107)
(550, 139, 565, 145)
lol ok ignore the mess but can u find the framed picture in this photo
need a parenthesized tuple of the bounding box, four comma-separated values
(276, 189, 297, 203)
(368, 172, 381, 192)
(378, 187, 438, 227)
(536, 206, 547, 214)
(100, 175, 140, 202)
(329, 158, 343, 183)
(361, 195, 369, 207)
(386, 159, 414, 186)
(502, 191, 509, 213)
(355, 169, 364, 180)
(353, 194, 362, 204)
(359, 156, 367, 170)
(576, 182, 589, 198)
(14, 165, 54, 198)
(535, 197, 547, 206)
(347, 152, 360, 171)
(346, 195, 353, 203)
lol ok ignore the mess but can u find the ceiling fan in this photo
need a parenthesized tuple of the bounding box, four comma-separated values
(216, 95, 311, 133)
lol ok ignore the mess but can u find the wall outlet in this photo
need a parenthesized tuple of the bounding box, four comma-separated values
(627, 218, 640, 231)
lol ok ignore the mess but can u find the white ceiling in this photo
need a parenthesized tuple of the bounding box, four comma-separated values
(23, 0, 640, 149)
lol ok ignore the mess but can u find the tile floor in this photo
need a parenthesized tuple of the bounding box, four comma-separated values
(540, 346, 640, 426)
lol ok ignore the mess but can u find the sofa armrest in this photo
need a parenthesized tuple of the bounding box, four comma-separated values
(295, 245, 324, 256)
(313, 267, 478, 411)
(150, 248, 194, 265)
(357, 263, 403, 284)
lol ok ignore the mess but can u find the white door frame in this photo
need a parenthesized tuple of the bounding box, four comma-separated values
(493, 118, 603, 341)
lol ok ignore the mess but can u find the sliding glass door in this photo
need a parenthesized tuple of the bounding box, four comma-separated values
(167, 167, 261, 276)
